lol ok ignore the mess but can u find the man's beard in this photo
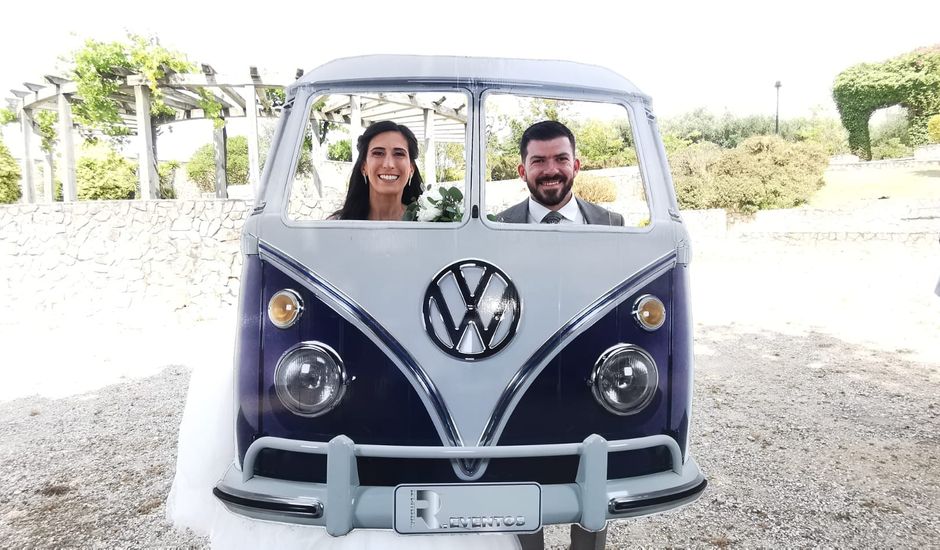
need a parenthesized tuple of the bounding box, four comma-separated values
(527, 173, 574, 207)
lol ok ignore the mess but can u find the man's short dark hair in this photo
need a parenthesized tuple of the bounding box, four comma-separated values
(519, 120, 577, 161)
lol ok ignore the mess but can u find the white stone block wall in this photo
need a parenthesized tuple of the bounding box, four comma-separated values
(0, 200, 249, 323)
(1, 197, 934, 321)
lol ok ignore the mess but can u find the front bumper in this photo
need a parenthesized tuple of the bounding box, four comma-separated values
(214, 433, 706, 536)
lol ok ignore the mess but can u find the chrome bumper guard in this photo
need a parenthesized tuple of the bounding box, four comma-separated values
(214, 434, 706, 536)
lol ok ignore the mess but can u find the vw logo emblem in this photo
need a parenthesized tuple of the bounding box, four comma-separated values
(423, 260, 521, 360)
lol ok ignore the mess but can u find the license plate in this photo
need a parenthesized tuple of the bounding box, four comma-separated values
(393, 483, 541, 534)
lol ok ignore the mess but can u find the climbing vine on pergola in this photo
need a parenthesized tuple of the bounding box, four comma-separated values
(833, 45, 940, 160)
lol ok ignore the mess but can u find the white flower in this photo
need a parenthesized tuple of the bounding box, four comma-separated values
(416, 193, 443, 221)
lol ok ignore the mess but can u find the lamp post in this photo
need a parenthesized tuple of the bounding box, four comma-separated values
(774, 81, 782, 134)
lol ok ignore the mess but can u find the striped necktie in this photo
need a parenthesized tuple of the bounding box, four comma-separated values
(541, 211, 564, 224)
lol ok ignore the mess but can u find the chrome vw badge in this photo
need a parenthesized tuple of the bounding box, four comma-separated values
(423, 260, 521, 360)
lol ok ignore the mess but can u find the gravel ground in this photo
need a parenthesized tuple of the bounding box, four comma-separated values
(1, 238, 938, 549)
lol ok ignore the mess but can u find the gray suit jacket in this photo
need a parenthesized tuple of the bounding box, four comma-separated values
(495, 197, 624, 226)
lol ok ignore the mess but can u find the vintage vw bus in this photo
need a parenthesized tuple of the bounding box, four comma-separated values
(213, 55, 706, 536)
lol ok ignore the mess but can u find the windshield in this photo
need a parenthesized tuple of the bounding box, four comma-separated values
(286, 90, 470, 223)
(483, 93, 651, 229)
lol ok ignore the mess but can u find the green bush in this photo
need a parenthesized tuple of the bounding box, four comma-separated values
(158, 160, 180, 199)
(927, 114, 940, 143)
(671, 136, 827, 214)
(187, 136, 249, 192)
(573, 173, 617, 203)
(0, 139, 22, 204)
(76, 150, 138, 200)
(669, 142, 723, 210)
(487, 153, 518, 181)
(327, 140, 351, 162)
(871, 137, 913, 160)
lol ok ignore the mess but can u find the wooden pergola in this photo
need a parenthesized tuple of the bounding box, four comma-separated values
(7, 66, 468, 203)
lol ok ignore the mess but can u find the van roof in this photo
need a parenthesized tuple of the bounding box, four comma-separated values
(294, 55, 647, 98)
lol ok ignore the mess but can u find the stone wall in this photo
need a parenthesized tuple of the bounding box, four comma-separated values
(1, 198, 934, 320)
(0, 200, 249, 322)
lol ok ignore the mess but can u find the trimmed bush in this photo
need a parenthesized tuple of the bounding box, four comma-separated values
(671, 136, 827, 214)
(928, 114, 940, 143)
(76, 150, 137, 200)
(187, 136, 249, 192)
(573, 173, 617, 203)
(0, 139, 22, 204)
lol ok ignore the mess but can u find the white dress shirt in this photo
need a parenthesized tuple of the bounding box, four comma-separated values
(527, 196, 584, 224)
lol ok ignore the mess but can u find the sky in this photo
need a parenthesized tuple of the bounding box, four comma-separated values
(2, 0, 938, 121)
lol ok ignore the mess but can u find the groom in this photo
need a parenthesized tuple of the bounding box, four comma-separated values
(496, 120, 623, 227)
(501, 120, 614, 549)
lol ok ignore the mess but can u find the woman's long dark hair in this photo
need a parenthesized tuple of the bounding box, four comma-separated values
(332, 121, 424, 220)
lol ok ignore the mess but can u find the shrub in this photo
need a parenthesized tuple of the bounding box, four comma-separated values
(669, 142, 724, 210)
(327, 140, 352, 162)
(871, 137, 913, 160)
(927, 114, 940, 143)
(76, 150, 138, 200)
(487, 153, 518, 181)
(788, 116, 850, 155)
(0, 139, 22, 204)
(187, 136, 250, 192)
(672, 136, 827, 214)
(158, 160, 180, 199)
(573, 173, 617, 203)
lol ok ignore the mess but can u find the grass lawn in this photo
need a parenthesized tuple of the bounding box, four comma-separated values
(810, 166, 940, 208)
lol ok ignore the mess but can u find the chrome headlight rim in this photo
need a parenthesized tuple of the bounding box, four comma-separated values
(589, 343, 659, 416)
(268, 289, 305, 329)
(632, 294, 666, 332)
(274, 341, 348, 418)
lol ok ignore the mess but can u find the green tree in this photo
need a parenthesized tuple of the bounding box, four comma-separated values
(0, 138, 22, 204)
(0, 108, 17, 125)
(573, 119, 637, 169)
(435, 142, 465, 182)
(70, 34, 222, 183)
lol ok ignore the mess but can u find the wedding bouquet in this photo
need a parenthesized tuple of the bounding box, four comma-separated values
(404, 185, 464, 222)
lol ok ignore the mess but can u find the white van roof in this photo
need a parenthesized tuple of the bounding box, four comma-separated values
(294, 55, 647, 99)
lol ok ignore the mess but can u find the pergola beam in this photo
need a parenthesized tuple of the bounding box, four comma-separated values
(126, 72, 294, 89)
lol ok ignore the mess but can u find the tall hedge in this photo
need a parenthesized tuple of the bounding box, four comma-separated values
(833, 46, 940, 159)
(671, 136, 827, 214)
(0, 139, 22, 204)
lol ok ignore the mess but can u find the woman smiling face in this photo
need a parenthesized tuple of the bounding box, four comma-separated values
(361, 131, 414, 199)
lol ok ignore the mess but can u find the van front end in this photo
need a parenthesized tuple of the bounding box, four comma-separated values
(214, 55, 706, 536)
(214, 243, 705, 535)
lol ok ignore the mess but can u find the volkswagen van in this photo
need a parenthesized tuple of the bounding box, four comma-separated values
(213, 55, 706, 537)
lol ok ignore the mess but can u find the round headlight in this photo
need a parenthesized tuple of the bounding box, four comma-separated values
(632, 295, 665, 331)
(590, 344, 658, 416)
(274, 342, 347, 417)
(269, 289, 304, 329)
